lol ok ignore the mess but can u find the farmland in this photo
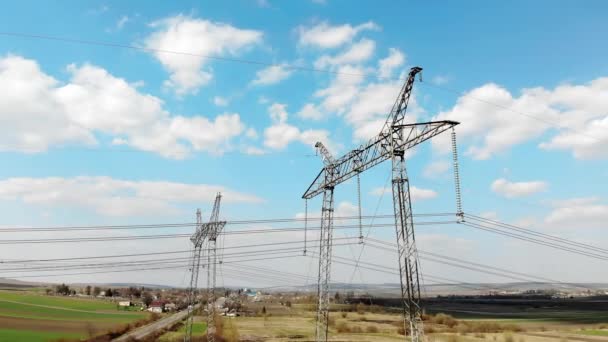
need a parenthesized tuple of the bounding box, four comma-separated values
(0, 290, 148, 341)
(159, 299, 608, 342)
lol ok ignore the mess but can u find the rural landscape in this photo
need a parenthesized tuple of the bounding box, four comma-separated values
(1, 1, 607, 342)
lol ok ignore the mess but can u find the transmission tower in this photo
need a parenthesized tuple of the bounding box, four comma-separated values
(205, 193, 226, 342)
(303, 66, 460, 342)
(185, 209, 205, 342)
(184, 193, 225, 342)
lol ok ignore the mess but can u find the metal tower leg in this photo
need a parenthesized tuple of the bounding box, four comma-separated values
(185, 245, 202, 342)
(207, 240, 217, 342)
(315, 187, 335, 342)
(391, 153, 424, 342)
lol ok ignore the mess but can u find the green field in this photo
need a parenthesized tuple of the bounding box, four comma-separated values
(159, 320, 207, 341)
(0, 290, 148, 342)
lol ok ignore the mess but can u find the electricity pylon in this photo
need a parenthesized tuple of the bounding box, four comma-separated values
(205, 193, 226, 342)
(184, 193, 225, 342)
(185, 209, 204, 342)
(303, 66, 460, 342)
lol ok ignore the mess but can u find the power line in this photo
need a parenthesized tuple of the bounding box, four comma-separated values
(0, 221, 456, 244)
(464, 213, 608, 256)
(0, 213, 452, 232)
(462, 221, 608, 262)
(5, 254, 302, 279)
(0, 238, 359, 263)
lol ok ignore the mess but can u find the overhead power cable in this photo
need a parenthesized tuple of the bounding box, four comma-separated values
(462, 221, 608, 262)
(0, 241, 361, 271)
(1, 254, 304, 279)
(0, 213, 452, 232)
(0, 221, 456, 244)
(0, 238, 358, 263)
(464, 214, 608, 256)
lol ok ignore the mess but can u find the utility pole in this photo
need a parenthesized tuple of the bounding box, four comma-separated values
(184, 193, 225, 342)
(303, 66, 460, 342)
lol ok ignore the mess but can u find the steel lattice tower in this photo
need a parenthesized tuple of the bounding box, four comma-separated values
(303, 66, 460, 342)
(185, 209, 204, 342)
(184, 193, 225, 342)
(205, 193, 225, 342)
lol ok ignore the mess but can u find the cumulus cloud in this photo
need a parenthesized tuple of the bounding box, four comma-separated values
(315, 65, 365, 114)
(378, 48, 405, 78)
(544, 197, 608, 229)
(423, 160, 450, 178)
(251, 63, 293, 86)
(491, 178, 548, 198)
(144, 15, 262, 95)
(297, 21, 379, 49)
(297, 103, 324, 120)
(308, 47, 414, 141)
(263, 103, 333, 151)
(433, 77, 608, 160)
(0, 176, 263, 217)
(0, 55, 246, 158)
(314, 39, 375, 68)
(116, 15, 129, 30)
(370, 186, 437, 201)
(213, 96, 229, 106)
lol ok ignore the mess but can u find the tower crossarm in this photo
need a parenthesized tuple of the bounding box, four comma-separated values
(302, 120, 459, 199)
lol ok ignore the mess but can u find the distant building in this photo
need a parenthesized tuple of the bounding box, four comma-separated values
(118, 301, 132, 307)
(148, 300, 165, 313)
(164, 303, 177, 311)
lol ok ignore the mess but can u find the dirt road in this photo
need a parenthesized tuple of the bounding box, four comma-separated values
(112, 308, 191, 341)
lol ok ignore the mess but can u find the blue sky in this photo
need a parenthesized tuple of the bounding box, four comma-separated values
(0, 0, 607, 287)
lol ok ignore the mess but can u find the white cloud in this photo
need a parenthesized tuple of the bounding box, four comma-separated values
(378, 48, 405, 78)
(263, 103, 333, 151)
(370, 186, 437, 201)
(0, 176, 262, 217)
(245, 128, 258, 139)
(144, 15, 262, 95)
(423, 160, 450, 178)
(251, 63, 293, 86)
(544, 197, 608, 229)
(116, 15, 129, 30)
(256, 0, 271, 7)
(344, 78, 420, 140)
(0, 55, 246, 158)
(540, 115, 608, 159)
(301, 47, 419, 141)
(315, 65, 365, 114)
(431, 75, 449, 85)
(0, 55, 95, 153)
(491, 178, 548, 198)
(314, 39, 375, 68)
(297, 21, 379, 49)
(297, 103, 323, 120)
(243, 146, 266, 155)
(213, 96, 229, 106)
(433, 77, 608, 160)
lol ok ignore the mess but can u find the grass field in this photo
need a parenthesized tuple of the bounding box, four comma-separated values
(160, 302, 608, 342)
(159, 319, 207, 341)
(0, 290, 149, 341)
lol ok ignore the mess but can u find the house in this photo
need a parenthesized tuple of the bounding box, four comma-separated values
(118, 301, 132, 307)
(164, 303, 177, 311)
(147, 300, 165, 313)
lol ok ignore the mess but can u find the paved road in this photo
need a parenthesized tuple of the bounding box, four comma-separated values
(113, 307, 194, 341)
